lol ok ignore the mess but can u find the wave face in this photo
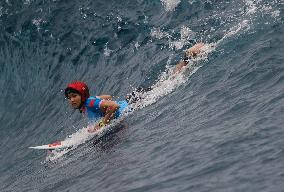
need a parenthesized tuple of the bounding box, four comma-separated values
(0, 0, 283, 191)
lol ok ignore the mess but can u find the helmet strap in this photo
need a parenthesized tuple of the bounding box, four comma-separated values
(79, 102, 86, 113)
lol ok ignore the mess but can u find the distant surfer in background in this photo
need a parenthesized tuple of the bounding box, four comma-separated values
(65, 43, 205, 132)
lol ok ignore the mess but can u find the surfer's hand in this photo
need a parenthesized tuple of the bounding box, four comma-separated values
(87, 127, 95, 133)
(87, 124, 101, 133)
(87, 126, 97, 133)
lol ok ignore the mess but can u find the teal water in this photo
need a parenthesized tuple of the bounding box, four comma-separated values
(0, 0, 283, 191)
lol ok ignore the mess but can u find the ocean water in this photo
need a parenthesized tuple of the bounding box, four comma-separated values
(0, 0, 284, 191)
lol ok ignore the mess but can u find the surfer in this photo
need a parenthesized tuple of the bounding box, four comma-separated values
(65, 81, 129, 133)
(31, 43, 206, 150)
(65, 43, 205, 132)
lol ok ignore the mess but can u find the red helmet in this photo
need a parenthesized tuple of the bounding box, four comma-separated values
(65, 81, 90, 103)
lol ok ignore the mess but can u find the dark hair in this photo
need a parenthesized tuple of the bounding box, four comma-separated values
(65, 87, 81, 98)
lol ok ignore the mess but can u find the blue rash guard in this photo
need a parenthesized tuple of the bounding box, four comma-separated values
(84, 96, 129, 121)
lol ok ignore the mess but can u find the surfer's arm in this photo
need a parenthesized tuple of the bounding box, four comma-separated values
(99, 100, 119, 125)
(174, 43, 205, 73)
(97, 95, 112, 100)
(87, 100, 119, 133)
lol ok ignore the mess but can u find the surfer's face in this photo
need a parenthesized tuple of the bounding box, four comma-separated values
(67, 93, 82, 109)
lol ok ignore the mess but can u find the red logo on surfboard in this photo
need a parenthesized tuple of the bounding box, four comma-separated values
(48, 141, 62, 147)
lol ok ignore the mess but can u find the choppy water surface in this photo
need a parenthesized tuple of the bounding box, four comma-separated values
(0, 0, 283, 191)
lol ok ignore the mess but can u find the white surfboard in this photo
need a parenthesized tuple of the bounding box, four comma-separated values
(29, 141, 71, 150)
(29, 119, 123, 153)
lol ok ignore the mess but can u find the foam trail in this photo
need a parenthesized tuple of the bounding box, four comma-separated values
(161, 0, 181, 11)
(130, 43, 216, 110)
(45, 119, 123, 161)
(130, 12, 256, 110)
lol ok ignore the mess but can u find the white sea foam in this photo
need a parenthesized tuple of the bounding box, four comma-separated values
(130, 44, 214, 110)
(151, 26, 195, 50)
(0, 7, 3, 17)
(243, 0, 281, 21)
(161, 0, 181, 11)
(180, 26, 196, 40)
(217, 19, 250, 46)
(169, 26, 196, 50)
(32, 18, 46, 32)
(104, 42, 112, 57)
(245, 0, 257, 15)
(46, 118, 123, 161)
(150, 27, 171, 39)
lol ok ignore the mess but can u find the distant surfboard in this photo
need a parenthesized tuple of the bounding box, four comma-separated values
(29, 141, 72, 150)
